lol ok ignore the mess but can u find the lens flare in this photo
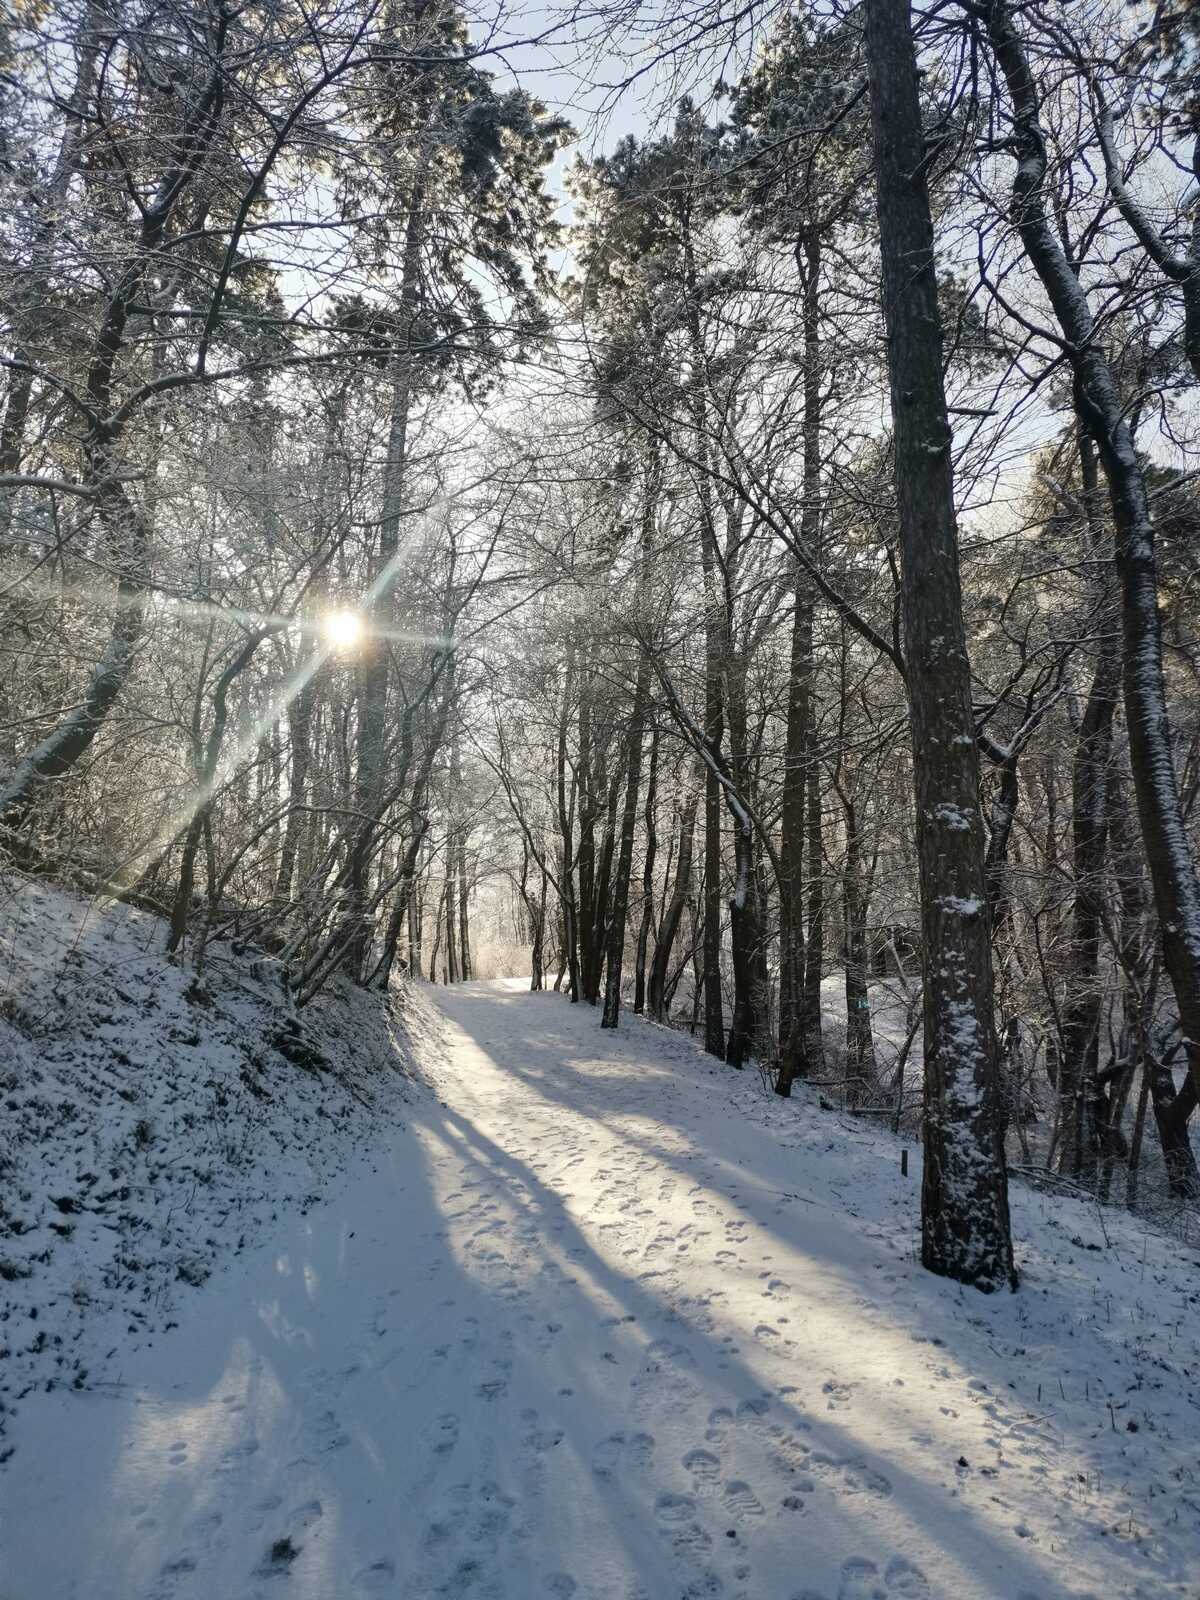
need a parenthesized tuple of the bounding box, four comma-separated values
(323, 609, 365, 650)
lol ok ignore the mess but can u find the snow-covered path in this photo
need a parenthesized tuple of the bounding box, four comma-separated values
(3, 979, 1198, 1600)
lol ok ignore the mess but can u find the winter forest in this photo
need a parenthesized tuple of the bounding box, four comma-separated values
(2, 0, 1200, 1596)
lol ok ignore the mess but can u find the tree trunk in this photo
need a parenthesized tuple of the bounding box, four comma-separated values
(556, 647, 581, 1002)
(649, 786, 697, 1022)
(842, 790, 878, 1106)
(274, 678, 316, 906)
(866, 0, 1016, 1291)
(1058, 434, 1120, 1178)
(985, 0, 1200, 1134)
(588, 765, 622, 1003)
(601, 658, 651, 1028)
(576, 685, 598, 1001)
(802, 751, 826, 1072)
(633, 729, 660, 1014)
(777, 230, 824, 1096)
(348, 187, 425, 974)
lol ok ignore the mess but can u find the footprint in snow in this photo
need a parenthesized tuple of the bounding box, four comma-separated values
(287, 1499, 323, 1533)
(655, 1491, 699, 1523)
(591, 1430, 656, 1479)
(146, 1553, 198, 1599)
(523, 1421, 565, 1454)
(808, 1452, 892, 1499)
(309, 1410, 350, 1452)
(632, 1338, 700, 1410)
(679, 1565, 724, 1596)
(722, 1480, 764, 1519)
(218, 1437, 261, 1469)
(458, 1316, 480, 1350)
(683, 1446, 721, 1482)
(184, 1509, 224, 1540)
(754, 1323, 784, 1344)
(664, 1517, 713, 1558)
(421, 1411, 461, 1456)
(352, 1556, 397, 1591)
(706, 1407, 734, 1443)
(796, 1554, 931, 1600)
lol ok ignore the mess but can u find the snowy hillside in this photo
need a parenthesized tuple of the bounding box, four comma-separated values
(3, 974, 1199, 1600)
(0, 877, 431, 1453)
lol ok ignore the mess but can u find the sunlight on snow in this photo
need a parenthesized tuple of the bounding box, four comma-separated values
(412, 1029, 1048, 1599)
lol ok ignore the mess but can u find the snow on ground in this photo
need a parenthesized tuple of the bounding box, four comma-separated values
(0, 877, 423, 1451)
(3, 974, 1200, 1600)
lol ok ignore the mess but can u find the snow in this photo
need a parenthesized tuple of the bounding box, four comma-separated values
(3, 968, 1200, 1599)
(937, 896, 983, 917)
(0, 876, 420, 1446)
(930, 804, 973, 832)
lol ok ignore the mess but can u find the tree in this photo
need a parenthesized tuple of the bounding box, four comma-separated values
(865, 0, 1016, 1291)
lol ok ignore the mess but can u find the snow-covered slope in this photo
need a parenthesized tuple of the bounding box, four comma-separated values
(0, 877, 428, 1452)
(3, 975, 1199, 1600)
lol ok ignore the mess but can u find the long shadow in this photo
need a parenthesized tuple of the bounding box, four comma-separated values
(406, 986, 1104, 1597)
(1, 978, 1180, 1600)
(429, 982, 1200, 1591)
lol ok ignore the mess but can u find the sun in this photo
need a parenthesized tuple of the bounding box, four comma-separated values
(322, 609, 365, 650)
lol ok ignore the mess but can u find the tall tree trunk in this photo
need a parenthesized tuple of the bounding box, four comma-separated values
(681, 212, 728, 1062)
(866, 0, 1016, 1291)
(274, 678, 316, 907)
(700, 642, 726, 1057)
(601, 660, 651, 1028)
(724, 799, 764, 1069)
(556, 644, 581, 1001)
(348, 187, 425, 973)
(167, 629, 272, 952)
(458, 829, 472, 981)
(0, 368, 33, 543)
(649, 786, 697, 1021)
(409, 853, 425, 980)
(778, 576, 813, 1092)
(984, 0, 1200, 1135)
(444, 858, 459, 984)
(373, 804, 430, 988)
(603, 455, 658, 1028)
(842, 789, 878, 1105)
(778, 230, 823, 1095)
(723, 648, 765, 1069)
(576, 685, 598, 1001)
(1058, 433, 1120, 1178)
(802, 752, 826, 1071)
(633, 729, 660, 1014)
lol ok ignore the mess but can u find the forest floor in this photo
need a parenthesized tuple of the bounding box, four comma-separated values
(3, 973, 1200, 1600)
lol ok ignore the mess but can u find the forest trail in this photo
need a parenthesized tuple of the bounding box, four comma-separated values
(2, 979, 1196, 1600)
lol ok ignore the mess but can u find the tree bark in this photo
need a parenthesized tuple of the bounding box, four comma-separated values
(649, 785, 697, 1021)
(866, 0, 1016, 1291)
(1058, 434, 1120, 1178)
(601, 657, 651, 1028)
(347, 185, 425, 974)
(984, 0, 1200, 1139)
(633, 729, 660, 1014)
